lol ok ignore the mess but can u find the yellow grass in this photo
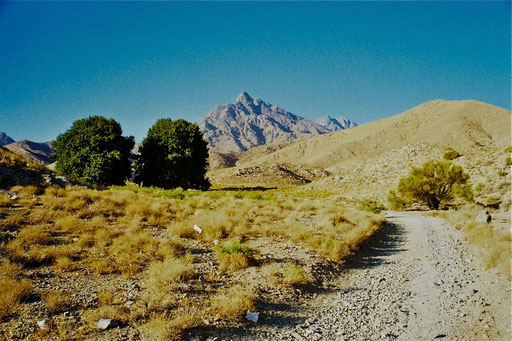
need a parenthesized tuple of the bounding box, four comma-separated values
(283, 264, 313, 286)
(52, 256, 74, 272)
(445, 206, 511, 279)
(210, 285, 256, 321)
(0, 278, 32, 319)
(44, 290, 72, 314)
(0, 183, 386, 337)
(147, 256, 194, 286)
(0, 194, 13, 207)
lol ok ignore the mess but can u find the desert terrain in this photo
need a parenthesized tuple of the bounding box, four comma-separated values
(0, 98, 510, 340)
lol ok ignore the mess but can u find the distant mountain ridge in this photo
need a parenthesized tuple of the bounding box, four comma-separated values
(315, 115, 357, 131)
(0, 132, 15, 146)
(199, 92, 356, 153)
(4, 140, 54, 165)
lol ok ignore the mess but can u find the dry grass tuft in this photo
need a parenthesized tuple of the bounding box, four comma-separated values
(263, 263, 313, 286)
(53, 256, 74, 273)
(0, 278, 32, 319)
(44, 290, 72, 314)
(0, 194, 13, 207)
(0, 260, 22, 279)
(283, 264, 313, 286)
(147, 256, 194, 286)
(218, 253, 255, 273)
(210, 285, 256, 321)
(215, 241, 259, 272)
(140, 313, 174, 341)
(11, 185, 44, 197)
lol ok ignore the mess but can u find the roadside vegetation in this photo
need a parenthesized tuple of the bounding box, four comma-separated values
(388, 159, 472, 210)
(0, 178, 384, 339)
(430, 206, 511, 280)
(392, 154, 510, 280)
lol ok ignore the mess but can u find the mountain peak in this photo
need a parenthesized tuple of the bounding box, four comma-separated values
(236, 91, 253, 104)
(315, 115, 357, 131)
(0, 132, 15, 146)
(199, 92, 330, 153)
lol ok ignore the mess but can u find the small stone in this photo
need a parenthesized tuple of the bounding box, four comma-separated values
(37, 319, 47, 330)
(97, 318, 117, 330)
(193, 224, 203, 234)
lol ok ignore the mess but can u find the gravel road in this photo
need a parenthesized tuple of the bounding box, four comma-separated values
(270, 212, 510, 341)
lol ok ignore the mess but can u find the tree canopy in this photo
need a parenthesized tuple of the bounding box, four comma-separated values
(134, 119, 210, 190)
(390, 159, 472, 210)
(52, 116, 134, 186)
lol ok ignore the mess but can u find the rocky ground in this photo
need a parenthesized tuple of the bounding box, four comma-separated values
(209, 212, 510, 340)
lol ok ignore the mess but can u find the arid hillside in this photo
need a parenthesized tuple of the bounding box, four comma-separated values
(208, 100, 511, 190)
(4, 140, 54, 165)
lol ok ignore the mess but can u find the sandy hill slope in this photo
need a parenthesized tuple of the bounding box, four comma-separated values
(208, 100, 511, 189)
(238, 100, 511, 171)
(199, 92, 357, 153)
(0, 132, 15, 146)
(4, 139, 53, 165)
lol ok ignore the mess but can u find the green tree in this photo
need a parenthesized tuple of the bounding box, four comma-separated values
(134, 119, 210, 190)
(391, 160, 472, 210)
(52, 116, 134, 186)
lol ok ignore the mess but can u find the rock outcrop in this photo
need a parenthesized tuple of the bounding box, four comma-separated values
(199, 92, 331, 153)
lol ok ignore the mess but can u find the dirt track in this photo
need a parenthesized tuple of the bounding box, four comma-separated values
(268, 212, 511, 340)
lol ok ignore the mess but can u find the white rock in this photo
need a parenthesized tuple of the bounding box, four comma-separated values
(246, 310, 259, 322)
(97, 318, 113, 330)
(213, 239, 219, 245)
(37, 319, 47, 330)
(193, 224, 203, 234)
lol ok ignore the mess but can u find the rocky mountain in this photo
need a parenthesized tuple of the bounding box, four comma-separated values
(208, 100, 511, 189)
(4, 140, 53, 165)
(315, 115, 357, 131)
(0, 132, 15, 146)
(199, 92, 331, 153)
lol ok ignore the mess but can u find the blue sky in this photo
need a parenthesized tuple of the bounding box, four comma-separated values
(0, 1, 510, 142)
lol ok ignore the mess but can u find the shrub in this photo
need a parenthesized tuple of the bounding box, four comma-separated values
(52, 116, 134, 186)
(134, 119, 210, 190)
(358, 200, 385, 213)
(387, 190, 406, 210)
(498, 169, 507, 177)
(505, 157, 511, 166)
(443, 148, 461, 160)
(394, 160, 472, 209)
